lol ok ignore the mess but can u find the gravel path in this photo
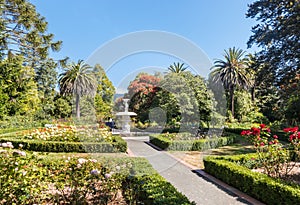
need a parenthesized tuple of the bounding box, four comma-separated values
(124, 136, 264, 205)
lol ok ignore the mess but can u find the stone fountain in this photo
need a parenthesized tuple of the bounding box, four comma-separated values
(115, 99, 137, 135)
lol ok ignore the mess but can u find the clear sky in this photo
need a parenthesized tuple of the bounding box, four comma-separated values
(30, 0, 258, 93)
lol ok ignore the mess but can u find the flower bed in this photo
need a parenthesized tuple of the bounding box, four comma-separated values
(149, 133, 237, 151)
(0, 145, 194, 204)
(0, 124, 127, 153)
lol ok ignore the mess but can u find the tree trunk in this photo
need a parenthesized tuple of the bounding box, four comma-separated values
(230, 87, 235, 118)
(76, 94, 80, 119)
(251, 85, 256, 102)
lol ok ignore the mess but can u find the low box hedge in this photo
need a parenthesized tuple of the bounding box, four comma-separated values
(203, 155, 300, 205)
(123, 174, 195, 205)
(149, 134, 236, 151)
(0, 135, 127, 153)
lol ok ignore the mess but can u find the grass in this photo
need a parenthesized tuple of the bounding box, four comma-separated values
(168, 134, 255, 169)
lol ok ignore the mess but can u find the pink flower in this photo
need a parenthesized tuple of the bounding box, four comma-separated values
(273, 135, 278, 139)
(260, 142, 265, 146)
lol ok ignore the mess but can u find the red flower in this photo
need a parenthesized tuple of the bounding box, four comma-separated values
(297, 132, 300, 139)
(289, 134, 296, 141)
(260, 124, 266, 129)
(283, 127, 299, 133)
(251, 127, 261, 136)
(273, 135, 278, 139)
(265, 128, 271, 133)
(260, 142, 265, 146)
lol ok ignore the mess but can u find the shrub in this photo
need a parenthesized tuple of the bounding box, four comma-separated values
(204, 156, 300, 205)
(149, 133, 236, 151)
(0, 146, 49, 204)
(0, 135, 127, 153)
(122, 174, 195, 205)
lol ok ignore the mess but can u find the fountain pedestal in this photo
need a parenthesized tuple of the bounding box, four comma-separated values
(115, 99, 137, 135)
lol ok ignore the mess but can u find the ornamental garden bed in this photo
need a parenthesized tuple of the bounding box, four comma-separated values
(0, 124, 127, 153)
(149, 132, 237, 151)
(0, 146, 194, 205)
(203, 124, 300, 205)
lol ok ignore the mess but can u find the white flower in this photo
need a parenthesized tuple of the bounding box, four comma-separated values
(77, 164, 82, 168)
(2, 142, 14, 149)
(105, 173, 111, 179)
(19, 144, 23, 148)
(89, 159, 97, 163)
(116, 166, 120, 171)
(78, 158, 87, 164)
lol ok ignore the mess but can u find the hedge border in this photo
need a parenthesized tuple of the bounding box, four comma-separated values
(0, 136, 127, 153)
(203, 155, 300, 205)
(123, 174, 195, 205)
(149, 134, 237, 151)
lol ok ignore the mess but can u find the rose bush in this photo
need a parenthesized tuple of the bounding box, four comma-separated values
(0, 143, 49, 204)
(241, 124, 296, 178)
(283, 126, 300, 161)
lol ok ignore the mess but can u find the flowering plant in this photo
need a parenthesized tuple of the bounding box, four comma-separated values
(283, 126, 300, 161)
(19, 124, 113, 143)
(0, 143, 48, 204)
(241, 124, 293, 178)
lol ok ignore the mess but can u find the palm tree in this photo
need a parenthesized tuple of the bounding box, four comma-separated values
(59, 60, 97, 119)
(211, 47, 251, 118)
(167, 62, 188, 73)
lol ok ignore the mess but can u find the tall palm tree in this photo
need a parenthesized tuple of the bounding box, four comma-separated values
(167, 62, 188, 73)
(59, 60, 97, 119)
(211, 47, 251, 118)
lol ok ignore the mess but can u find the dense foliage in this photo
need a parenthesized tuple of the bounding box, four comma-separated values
(124, 69, 214, 130)
(247, 0, 300, 125)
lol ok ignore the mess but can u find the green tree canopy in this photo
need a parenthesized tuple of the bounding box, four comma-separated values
(247, 0, 300, 85)
(58, 60, 97, 119)
(0, 0, 62, 62)
(211, 47, 251, 118)
(0, 55, 40, 117)
(167, 62, 188, 73)
(93, 64, 115, 120)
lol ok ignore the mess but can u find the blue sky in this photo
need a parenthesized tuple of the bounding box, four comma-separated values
(30, 0, 258, 93)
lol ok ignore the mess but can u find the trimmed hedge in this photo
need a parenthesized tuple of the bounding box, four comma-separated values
(204, 155, 300, 205)
(149, 134, 236, 151)
(123, 174, 195, 205)
(0, 136, 127, 153)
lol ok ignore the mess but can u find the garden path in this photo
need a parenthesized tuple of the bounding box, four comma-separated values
(124, 136, 265, 205)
